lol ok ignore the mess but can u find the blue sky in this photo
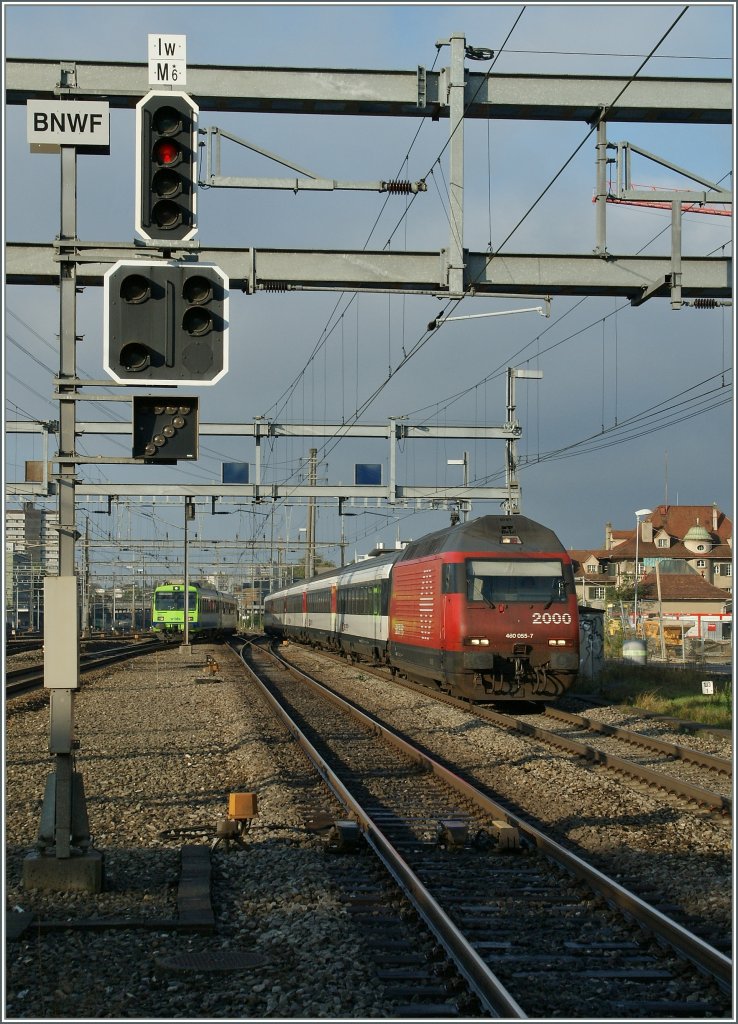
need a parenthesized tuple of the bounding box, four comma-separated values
(3, 2, 734, 581)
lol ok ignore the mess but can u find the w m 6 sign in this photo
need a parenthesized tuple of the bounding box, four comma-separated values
(27, 100, 110, 153)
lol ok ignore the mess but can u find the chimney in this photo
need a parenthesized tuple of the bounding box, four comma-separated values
(712, 503, 719, 531)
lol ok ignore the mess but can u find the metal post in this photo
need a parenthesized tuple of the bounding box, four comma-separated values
(594, 115, 608, 255)
(81, 517, 90, 638)
(671, 199, 683, 309)
(24, 144, 101, 891)
(634, 522, 640, 635)
(462, 451, 469, 521)
(448, 32, 466, 296)
(505, 368, 543, 514)
(183, 500, 194, 646)
(305, 449, 317, 579)
(633, 508, 652, 636)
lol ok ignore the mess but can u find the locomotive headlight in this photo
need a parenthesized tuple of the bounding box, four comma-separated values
(548, 639, 568, 646)
(465, 637, 490, 646)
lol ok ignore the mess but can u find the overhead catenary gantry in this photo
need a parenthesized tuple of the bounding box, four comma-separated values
(5, 44, 732, 303)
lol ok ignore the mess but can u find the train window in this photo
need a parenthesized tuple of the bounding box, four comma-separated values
(154, 591, 195, 611)
(307, 588, 331, 613)
(466, 559, 567, 604)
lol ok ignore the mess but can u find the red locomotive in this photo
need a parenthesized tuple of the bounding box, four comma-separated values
(264, 514, 580, 702)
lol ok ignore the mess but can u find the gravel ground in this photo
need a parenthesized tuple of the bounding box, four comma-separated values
(5, 643, 390, 1019)
(5, 640, 733, 1019)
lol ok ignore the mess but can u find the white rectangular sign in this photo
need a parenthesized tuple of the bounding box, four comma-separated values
(27, 100, 110, 148)
(149, 33, 187, 85)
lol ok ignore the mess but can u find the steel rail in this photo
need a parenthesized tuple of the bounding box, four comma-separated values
(279, 647, 732, 812)
(263, 641, 733, 994)
(478, 706, 732, 813)
(237, 641, 525, 1019)
(5, 638, 168, 696)
(544, 706, 732, 776)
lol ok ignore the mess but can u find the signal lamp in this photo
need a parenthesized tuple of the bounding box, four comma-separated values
(104, 260, 229, 385)
(136, 91, 198, 242)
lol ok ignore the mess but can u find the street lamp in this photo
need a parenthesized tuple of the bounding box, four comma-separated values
(633, 507, 652, 635)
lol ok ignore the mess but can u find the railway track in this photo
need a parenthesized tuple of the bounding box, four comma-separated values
(5, 637, 169, 697)
(287, 645, 732, 818)
(237, 639, 732, 1018)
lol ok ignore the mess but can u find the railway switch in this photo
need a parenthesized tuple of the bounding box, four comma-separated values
(490, 820, 520, 850)
(228, 792, 258, 820)
(437, 819, 469, 850)
(212, 793, 258, 851)
(326, 820, 362, 853)
(136, 90, 198, 242)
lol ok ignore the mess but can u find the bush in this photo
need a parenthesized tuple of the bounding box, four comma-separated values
(574, 662, 732, 728)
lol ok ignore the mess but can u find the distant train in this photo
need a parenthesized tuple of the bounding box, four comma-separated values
(264, 515, 580, 702)
(151, 581, 238, 639)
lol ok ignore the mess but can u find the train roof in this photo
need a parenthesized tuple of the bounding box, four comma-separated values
(266, 516, 568, 600)
(396, 515, 567, 560)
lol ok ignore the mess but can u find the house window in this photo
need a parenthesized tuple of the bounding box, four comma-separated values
(588, 586, 606, 600)
(657, 538, 669, 548)
(718, 563, 732, 577)
(695, 559, 706, 569)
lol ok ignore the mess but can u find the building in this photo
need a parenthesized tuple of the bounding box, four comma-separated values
(571, 503, 732, 618)
(4, 502, 60, 630)
(605, 503, 732, 595)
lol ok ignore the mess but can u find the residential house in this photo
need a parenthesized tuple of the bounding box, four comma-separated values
(571, 503, 732, 620)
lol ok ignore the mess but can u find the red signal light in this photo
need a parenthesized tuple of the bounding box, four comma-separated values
(154, 139, 180, 166)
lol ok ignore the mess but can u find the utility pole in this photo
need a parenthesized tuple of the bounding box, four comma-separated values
(25, 144, 101, 892)
(305, 448, 317, 579)
(182, 500, 195, 650)
(81, 517, 91, 638)
(505, 367, 544, 514)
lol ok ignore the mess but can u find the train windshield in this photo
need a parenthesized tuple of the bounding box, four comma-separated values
(466, 559, 567, 604)
(154, 591, 194, 611)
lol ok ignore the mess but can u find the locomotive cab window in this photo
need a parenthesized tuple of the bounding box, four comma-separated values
(466, 560, 568, 604)
(154, 590, 194, 611)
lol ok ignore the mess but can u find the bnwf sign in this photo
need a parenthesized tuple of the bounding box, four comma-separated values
(27, 100, 110, 152)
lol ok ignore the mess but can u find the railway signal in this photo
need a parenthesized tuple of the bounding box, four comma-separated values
(136, 90, 198, 241)
(132, 396, 199, 462)
(103, 260, 229, 385)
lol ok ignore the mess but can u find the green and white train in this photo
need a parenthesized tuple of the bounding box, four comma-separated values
(151, 581, 238, 639)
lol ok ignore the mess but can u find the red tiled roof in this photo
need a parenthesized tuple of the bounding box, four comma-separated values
(638, 572, 728, 602)
(647, 504, 731, 543)
(605, 539, 732, 561)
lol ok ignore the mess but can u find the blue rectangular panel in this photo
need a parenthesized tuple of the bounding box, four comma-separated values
(355, 463, 382, 485)
(222, 462, 249, 484)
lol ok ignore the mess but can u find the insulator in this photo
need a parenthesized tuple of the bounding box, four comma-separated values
(693, 297, 718, 309)
(466, 46, 495, 61)
(384, 180, 414, 194)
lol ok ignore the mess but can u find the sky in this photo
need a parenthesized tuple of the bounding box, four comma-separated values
(2, 1, 735, 587)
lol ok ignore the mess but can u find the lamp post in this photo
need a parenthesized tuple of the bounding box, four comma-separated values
(633, 507, 652, 636)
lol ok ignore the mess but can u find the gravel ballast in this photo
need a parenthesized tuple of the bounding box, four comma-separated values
(5, 644, 388, 1019)
(5, 640, 733, 1018)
